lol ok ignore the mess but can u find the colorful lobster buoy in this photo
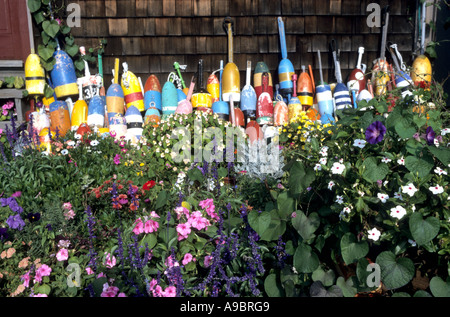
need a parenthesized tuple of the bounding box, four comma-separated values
(347, 47, 367, 105)
(316, 51, 334, 118)
(176, 75, 196, 115)
(240, 61, 257, 121)
(191, 59, 213, 112)
(125, 105, 143, 140)
(38, 128, 55, 153)
(144, 108, 161, 127)
(107, 58, 125, 115)
(71, 82, 88, 130)
(274, 98, 288, 126)
(121, 62, 145, 116)
(288, 74, 302, 122)
(297, 66, 314, 111)
(49, 100, 71, 137)
(256, 72, 273, 126)
(87, 95, 105, 129)
(331, 43, 351, 114)
(76, 123, 92, 140)
(254, 61, 274, 101)
(222, 17, 240, 104)
(212, 60, 230, 121)
(277, 17, 295, 99)
(207, 71, 220, 104)
(144, 74, 162, 114)
(50, 49, 79, 99)
(246, 121, 263, 145)
(25, 52, 45, 96)
(411, 55, 432, 89)
(108, 113, 127, 139)
(78, 46, 102, 105)
(161, 81, 178, 118)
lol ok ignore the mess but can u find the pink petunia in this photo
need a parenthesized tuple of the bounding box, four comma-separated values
(144, 219, 159, 233)
(176, 222, 191, 241)
(133, 218, 144, 235)
(22, 271, 31, 288)
(182, 253, 193, 266)
(56, 248, 69, 262)
(105, 253, 117, 268)
(163, 286, 177, 297)
(86, 267, 94, 275)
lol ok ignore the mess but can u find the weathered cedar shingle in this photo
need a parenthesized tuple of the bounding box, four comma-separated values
(281, 0, 303, 15)
(108, 18, 128, 36)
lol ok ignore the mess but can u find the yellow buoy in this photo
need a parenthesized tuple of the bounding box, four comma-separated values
(411, 55, 432, 89)
(25, 53, 45, 96)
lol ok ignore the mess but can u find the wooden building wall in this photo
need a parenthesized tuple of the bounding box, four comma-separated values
(66, 0, 415, 89)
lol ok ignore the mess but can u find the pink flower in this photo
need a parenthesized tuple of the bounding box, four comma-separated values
(148, 278, 158, 290)
(86, 267, 94, 275)
(152, 285, 164, 297)
(204, 255, 213, 268)
(188, 211, 210, 230)
(33, 293, 48, 297)
(105, 253, 117, 268)
(144, 219, 159, 233)
(34, 264, 52, 283)
(164, 255, 179, 268)
(62, 202, 72, 210)
(163, 286, 177, 297)
(113, 154, 121, 165)
(150, 211, 160, 218)
(2, 109, 8, 116)
(64, 209, 75, 220)
(117, 292, 127, 297)
(22, 271, 31, 288)
(182, 253, 193, 265)
(176, 222, 191, 241)
(56, 248, 68, 262)
(199, 198, 214, 210)
(174, 206, 189, 219)
(101, 283, 119, 297)
(133, 218, 144, 235)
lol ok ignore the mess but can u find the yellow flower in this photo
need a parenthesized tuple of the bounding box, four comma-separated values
(140, 163, 145, 167)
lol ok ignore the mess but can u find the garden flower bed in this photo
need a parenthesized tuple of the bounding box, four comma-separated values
(0, 79, 448, 298)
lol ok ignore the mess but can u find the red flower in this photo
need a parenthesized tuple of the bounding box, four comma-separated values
(143, 180, 156, 191)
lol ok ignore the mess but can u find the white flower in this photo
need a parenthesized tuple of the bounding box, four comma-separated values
(341, 206, 351, 214)
(90, 140, 99, 146)
(381, 157, 392, 163)
(368, 228, 381, 241)
(328, 181, 335, 190)
(335, 195, 344, 204)
(331, 162, 345, 175)
(402, 183, 418, 197)
(434, 167, 448, 175)
(319, 146, 328, 156)
(74, 133, 82, 140)
(408, 239, 417, 247)
(441, 128, 450, 135)
(390, 205, 407, 219)
(397, 156, 405, 165)
(67, 141, 75, 146)
(314, 163, 322, 171)
(319, 157, 327, 165)
(377, 193, 389, 203)
(429, 184, 444, 195)
(353, 139, 366, 148)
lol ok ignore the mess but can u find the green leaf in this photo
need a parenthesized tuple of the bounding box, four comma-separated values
(291, 210, 320, 242)
(362, 157, 389, 183)
(65, 44, 79, 57)
(376, 251, 415, 290)
(42, 20, 60, 38)
(277, 191, 294, 218)
(288, 161, 315, 196)
(187, 167, 203, 182)
(409, 213, 440, 246)
(336, 276, 357, 297)
(312, 267, 336, 287)
(395, 117, 416, 139)
(429, 276, 450, 297)
(259, 209, 286, 241)
(427, 145, 450, 166)
(293, 243, 319, 273)
(248, 211, 271, 236)
(37, 44, 55, 61)
(264, 274, 284, 297)
(154, 190, 167, 210)
(35, 284, 51, 295)
(340, 232, 369, 265)
(28, 0, 41, 13)
(405, 154, 434, 178)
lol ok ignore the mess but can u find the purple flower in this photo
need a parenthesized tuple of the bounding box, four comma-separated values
(425, 126, 435, 145)
(365, 121, 387, 144)
(0, 228, 8, 240)
(6, 214, 25, 231)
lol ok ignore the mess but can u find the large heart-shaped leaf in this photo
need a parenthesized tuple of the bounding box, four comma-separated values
(42, 20, 60, 38)
(376, 251, 415, 290)
(429, 276, 450, 297)
(405, 154, 434, 178)
(28, 0, 41, 13)
(409, 212, 440, 246)
(340, 232, 369, 265)
(362, 157, 389, 183)
(312, 267, 336, 287)
(288, 161, 315, 196)
(395, 117, 416, 139)
(293, 243, 319, 273)
(248, 211, 271, 237)
(292, 210, 320, 241)
(277, 191, 295, 218)
(264, 274, 284, 297)
(259, 209, 286, 241)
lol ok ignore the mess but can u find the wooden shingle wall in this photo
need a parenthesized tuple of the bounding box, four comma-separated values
(67, 0, 415, 88)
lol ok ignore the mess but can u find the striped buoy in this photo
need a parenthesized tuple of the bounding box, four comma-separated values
(108, 113, 127, 139)
(125, 106, 143, 139)
(277, 17, 295, 98)
(121, 62, 145, 116)
(334, 83, 352, 111)
(297, 66, 314, 110)
(51, 49, 79, 99)
(144, 108, 161, 127)
(25, 52, 45, 96)
(288, 74, 302, 122)
(316, 51, 334, 117)
(71, 82, 88, 130)
(107, 58, 125, 115)
(144, 74, 162, 114)
(87, 95, 105, 129)
(212, 60, 230, 121)
(254, 61, 273, 101)
(256, 72, 273, 125)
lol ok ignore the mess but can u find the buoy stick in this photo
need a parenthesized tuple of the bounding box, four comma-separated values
(317, 50, 324, 84)
(114, 58, 119, 85)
